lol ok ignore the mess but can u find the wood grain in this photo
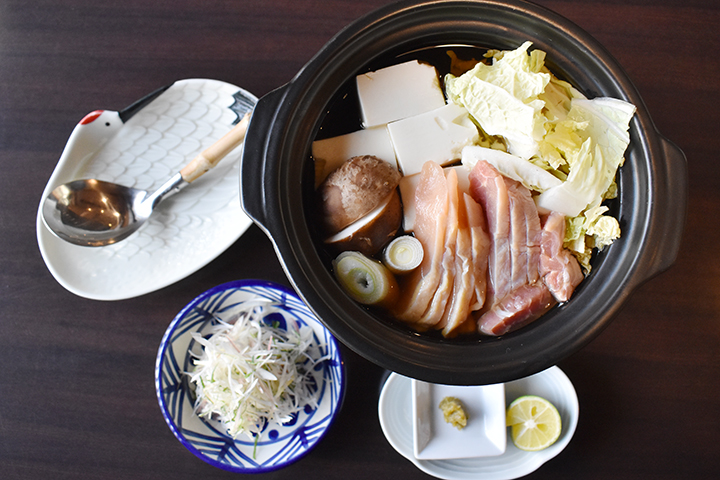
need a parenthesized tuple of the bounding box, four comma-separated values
(1, 1, 718, 478)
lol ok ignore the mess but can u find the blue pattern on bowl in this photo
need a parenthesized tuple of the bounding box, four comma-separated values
(155, 279, 345, 473)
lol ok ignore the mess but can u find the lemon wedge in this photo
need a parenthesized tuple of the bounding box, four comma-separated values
(506, 395, 562, 451)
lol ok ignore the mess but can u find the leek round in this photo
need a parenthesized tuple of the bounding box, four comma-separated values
(383, 235, 424, 274)
(333, 251, 398, 307)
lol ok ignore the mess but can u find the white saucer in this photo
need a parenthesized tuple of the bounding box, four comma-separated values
(379, 366, 579, 480)
(36, 79, 257, 300)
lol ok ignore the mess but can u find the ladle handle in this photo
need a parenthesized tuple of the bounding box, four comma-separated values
(180, 112, 251, 183)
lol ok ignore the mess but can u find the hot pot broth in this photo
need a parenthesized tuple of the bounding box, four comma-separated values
(306, 44, 627, 339)
(313, 46, 483, 141)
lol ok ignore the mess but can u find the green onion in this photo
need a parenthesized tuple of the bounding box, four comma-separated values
(382, 235, 424, 274)
(333, 251, 398, 307)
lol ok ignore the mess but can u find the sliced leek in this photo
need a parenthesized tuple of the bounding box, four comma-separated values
(382, 235, 424, 274)
(333, 251, 398, 307)
(188, 300, 324, 441)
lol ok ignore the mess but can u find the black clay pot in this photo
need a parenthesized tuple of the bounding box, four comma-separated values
(240, 0, 687, 385)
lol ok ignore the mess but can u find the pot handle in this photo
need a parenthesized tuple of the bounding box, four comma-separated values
(634, 135, 688, 286)
(240, 86, 288, 231)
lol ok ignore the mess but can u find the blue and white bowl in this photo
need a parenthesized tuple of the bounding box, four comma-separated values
(155, 279, 345, 473)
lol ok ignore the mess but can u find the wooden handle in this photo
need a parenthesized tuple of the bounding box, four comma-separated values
(180, 112, 251, 183)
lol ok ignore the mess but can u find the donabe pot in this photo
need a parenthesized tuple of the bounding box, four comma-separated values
(241, 0, 687, 385)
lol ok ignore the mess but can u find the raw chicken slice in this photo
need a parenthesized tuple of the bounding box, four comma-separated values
(539, 211, 584, 302)
(419, 168, 460, 326)
(477, 283, 556, 336)
(470, 159, 557, 336)
(469, 160, 512, 307)
(440, 192, 494, 337)
(393, 161, 449, 324)
(464, 193, 490, 313)
(438, 186, 475, 336)
(506, 179, 542, 289)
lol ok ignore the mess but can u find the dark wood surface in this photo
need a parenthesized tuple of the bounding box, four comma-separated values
(1, 0, 718, 478)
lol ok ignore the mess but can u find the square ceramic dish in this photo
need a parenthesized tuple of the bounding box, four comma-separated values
(412, 380, 506, 459)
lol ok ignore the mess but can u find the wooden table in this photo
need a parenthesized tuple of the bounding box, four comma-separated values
(1, 0, 718, 478)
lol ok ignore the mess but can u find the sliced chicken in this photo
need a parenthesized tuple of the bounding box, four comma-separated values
(506, 179, 542, 289)
(464, 192, 490, 313)
(393, 159, 582, 337)
(468, 160, 512, 307)
(477, 283, 556, 336)
(393, 161, 449, 324)
(419, 168, 460, 326)
(539, 211, 584, 302)
(438, 188, 477, 336)
(470, 159, 557, 336)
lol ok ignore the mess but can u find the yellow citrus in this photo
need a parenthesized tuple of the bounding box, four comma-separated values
(506, 395, 562, 451)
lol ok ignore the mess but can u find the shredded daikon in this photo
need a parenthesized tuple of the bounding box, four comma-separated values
(188, 299, 327, 441)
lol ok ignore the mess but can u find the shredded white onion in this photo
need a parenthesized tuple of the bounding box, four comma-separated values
(188, 299, 327, 440)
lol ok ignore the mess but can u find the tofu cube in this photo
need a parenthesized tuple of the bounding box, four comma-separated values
(356, 60, 446, 128)
(388, 103, 479, 176)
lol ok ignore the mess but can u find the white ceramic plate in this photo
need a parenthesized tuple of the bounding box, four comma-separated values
(413, 381, 506, 459)
(379, 367, 579, 480)
(36, 79, 257, 300)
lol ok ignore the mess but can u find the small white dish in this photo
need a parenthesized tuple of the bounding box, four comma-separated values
(413, 380, 506, 459)
(379, 366, 579, 480)
(36, 79, 257, 300)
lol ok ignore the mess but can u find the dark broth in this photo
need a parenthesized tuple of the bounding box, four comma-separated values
(306, 44, 609, 342)
(314, 45, 488, 142)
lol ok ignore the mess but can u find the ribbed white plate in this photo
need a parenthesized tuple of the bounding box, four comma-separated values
(379, 366, 579, 480)
(36, 79, 257, 300)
